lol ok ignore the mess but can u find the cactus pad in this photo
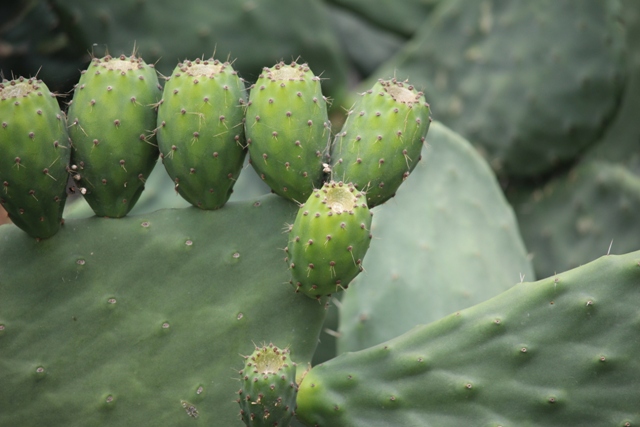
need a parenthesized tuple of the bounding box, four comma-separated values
(0, 77, 70, 239)
(297, 251, 640, 426)
(0, 195, 327, 426)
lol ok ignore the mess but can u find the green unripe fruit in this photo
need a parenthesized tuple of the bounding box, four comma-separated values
(157, 58, 247, 209)
(0, 77, 70, 239)
(238, 343, 297, 427)
(246, 61, 331, 203)
(67, 54, 162, 217)
(287, 181, 372, 299)
(331, 78, 431, 207)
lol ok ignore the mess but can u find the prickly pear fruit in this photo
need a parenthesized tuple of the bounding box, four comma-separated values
(237, 343, 297, 427)
(287, 181, 372, 299)
(331, 78, 431, 207)
(156, 58, 247, 209)
(0, 77, 70, 239)
(67, 54, 162, 217)
(246, 61, 331, 203)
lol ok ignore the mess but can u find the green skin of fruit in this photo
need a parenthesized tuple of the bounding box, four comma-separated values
(0, 77, 70, 239)
(157, 58, 247, 209)
(238, 344, 297, 427)
(67, 54, 162, 218)
(331, 78, 430, 208)
(246, 61, 331, 203)
(287, 181, 372, 299)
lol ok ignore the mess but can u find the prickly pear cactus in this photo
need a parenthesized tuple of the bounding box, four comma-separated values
(287, 181, 372, 299)
(330, 78, 430, 208)
(67, 54, 162, 217)
(0, 77, 70, 239)
(157, 58, 247, 209)
(0, 195, 327, 427)
(246, 61, 331, 203)
(296, 251, 640, 426)
(238, 343, 297, 427)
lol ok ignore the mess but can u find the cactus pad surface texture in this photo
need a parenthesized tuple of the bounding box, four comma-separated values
(338, 121, 533, 353)
(0, 195, 326, 426)
(296, 251, 640, 426)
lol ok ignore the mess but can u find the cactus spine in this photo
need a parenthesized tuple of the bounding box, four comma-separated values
(287, 181, 372, 299)
(0, 77, 70, 239)
(246, 61, 331, 203)
(67, 54, 162, 217)
(331, 78, 431, 207)
(156, 58, 247, 209)
(238, 343, 298, 427)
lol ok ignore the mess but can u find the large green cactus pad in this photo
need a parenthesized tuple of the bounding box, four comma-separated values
(368, 0, 626, 177)
(338, 122, 533, 354)
(0, 195, 327, 426)
(297, 251, 640, 426)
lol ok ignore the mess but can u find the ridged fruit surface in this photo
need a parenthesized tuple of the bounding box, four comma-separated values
(157, 58, 247, 209)
(238, 344, 297, 427)
(0, 77, 70, 238)
(331, 78, 430, 208)
(67, 54, 162, 217)
(287, 181, 372, 299)
(246, 61, 330, 203)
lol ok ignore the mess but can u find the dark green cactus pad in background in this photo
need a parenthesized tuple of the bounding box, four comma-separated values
(337, 122, 533, 354)
(238, 343, 298, 427)
(0, 77, 70, 239)
(287, 181, 372, 299)
(511, 160, 640, 280)
(157, 58, 247, 210)
(0, 195, 327, 426)
(368, 0, 627, 177)
(330, 78, 430, 208)
(324, 0, 440, 38)
(296, 251, 640, 426)
(50, 0, 349, 108)
(509, 0, 640, 279)
(246, 61, 331, 204)
(67, 54, 162, 218)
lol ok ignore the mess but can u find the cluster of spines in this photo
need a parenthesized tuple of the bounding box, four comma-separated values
(237, 343, 298, 427)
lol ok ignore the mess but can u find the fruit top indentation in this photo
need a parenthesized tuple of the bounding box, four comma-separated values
(386, 84, 420, 105)
(325, 185, 357, 214)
